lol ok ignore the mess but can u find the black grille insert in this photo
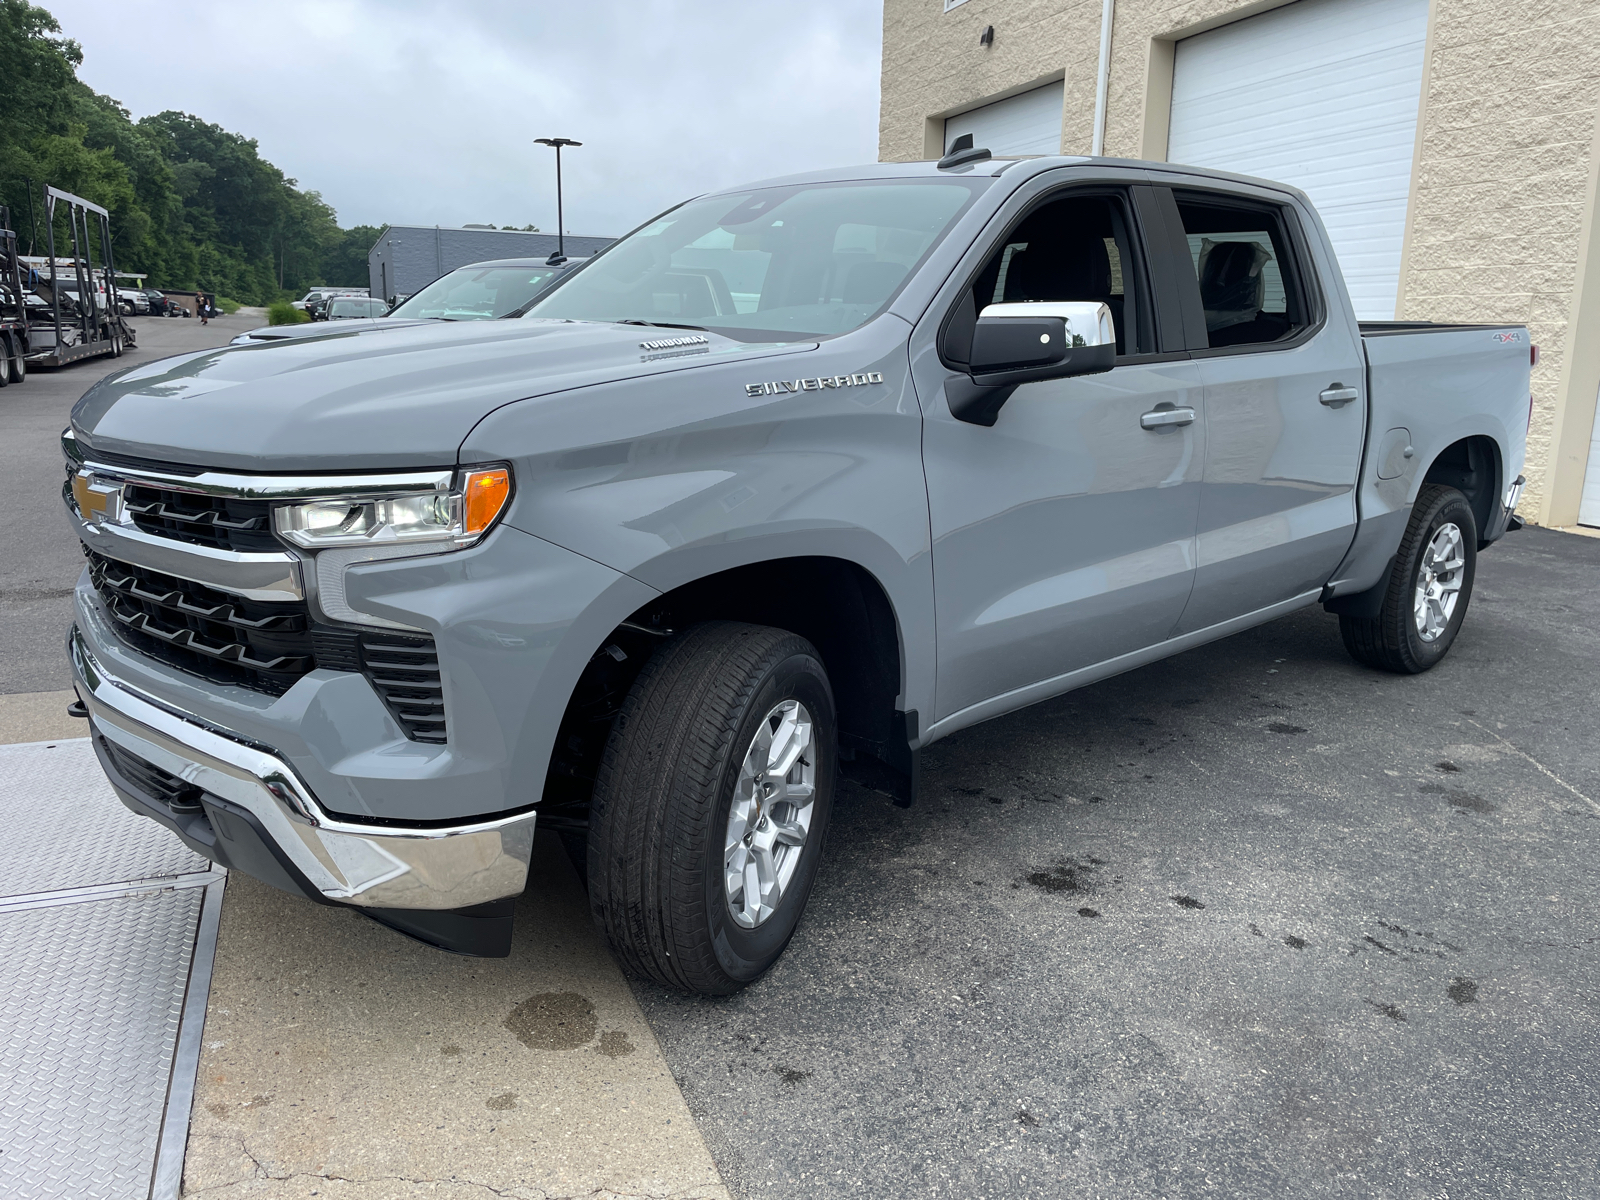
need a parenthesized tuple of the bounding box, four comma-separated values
(88, 549, 314, 694)
(360, 633, 447, 744)
(86, 548, 447, 741)
(96, 733, 206, 813)
(122, 483, 279, 552)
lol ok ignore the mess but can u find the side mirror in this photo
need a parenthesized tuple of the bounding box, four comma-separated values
(950, 301, 1116, 426)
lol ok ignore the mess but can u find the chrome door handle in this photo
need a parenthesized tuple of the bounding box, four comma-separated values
(1140, 406, 1195, 430)
(1319, 384, 1359, 408)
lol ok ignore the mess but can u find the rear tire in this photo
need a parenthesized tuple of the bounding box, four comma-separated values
(8, 343, 24, 384)
(587, 621, 836, 995)
(1340, 483, 1478, 674)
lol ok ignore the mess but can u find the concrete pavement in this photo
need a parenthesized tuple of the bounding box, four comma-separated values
(181, 849, 731, 1200)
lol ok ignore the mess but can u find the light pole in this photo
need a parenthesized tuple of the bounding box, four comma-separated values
(533, 137, 582, 263)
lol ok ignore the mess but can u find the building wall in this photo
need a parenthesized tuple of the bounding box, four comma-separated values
(368, 228, 614, 300)
(879, 0, 1600, 525)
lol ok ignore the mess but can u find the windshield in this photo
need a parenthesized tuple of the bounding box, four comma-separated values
(523, 178, 986, 340)
(388, 265, 564, 320)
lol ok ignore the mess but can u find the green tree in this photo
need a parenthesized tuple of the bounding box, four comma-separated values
(2, 1, 386, 303)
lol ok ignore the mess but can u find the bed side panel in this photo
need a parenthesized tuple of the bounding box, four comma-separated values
(1325, 326, 1529, 596)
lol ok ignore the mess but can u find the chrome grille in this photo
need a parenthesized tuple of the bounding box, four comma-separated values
(121, 483, 278, 552)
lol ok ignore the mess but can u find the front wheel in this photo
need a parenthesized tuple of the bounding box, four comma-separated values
(587, 621, 836, 995)
(1341, 483, 1478, 673)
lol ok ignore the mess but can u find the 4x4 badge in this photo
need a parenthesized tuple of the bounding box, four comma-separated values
(746, 372, 884, 397)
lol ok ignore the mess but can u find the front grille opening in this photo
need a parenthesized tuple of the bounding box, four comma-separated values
(86, 548, 448, 742)
(122, 483, 279, 552)
(87, 549, 314, 695)
(360, 633, 447, 744)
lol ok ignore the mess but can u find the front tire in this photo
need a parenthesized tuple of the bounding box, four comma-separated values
(1341, 483, 1478, 674)
(587, 621, 836, 995)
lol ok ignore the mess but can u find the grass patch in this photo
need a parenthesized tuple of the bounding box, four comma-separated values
(215, 296, 241, 314)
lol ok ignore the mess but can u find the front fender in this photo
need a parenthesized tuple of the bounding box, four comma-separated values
(462, 321, 936, 726)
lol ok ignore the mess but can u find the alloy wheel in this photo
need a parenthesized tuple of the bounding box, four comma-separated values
(723, 699, 816, 929)
(1414, 521, 1466, 642)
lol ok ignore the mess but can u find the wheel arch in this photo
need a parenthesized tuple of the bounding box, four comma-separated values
(1417, 433, 1502, 547)
(542, 553, 917, 824)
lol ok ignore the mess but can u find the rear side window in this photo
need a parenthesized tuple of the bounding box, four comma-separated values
(1173, 193, 1309, 350)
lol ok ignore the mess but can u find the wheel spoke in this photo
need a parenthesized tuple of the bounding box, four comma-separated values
(769, 818, 807, 848)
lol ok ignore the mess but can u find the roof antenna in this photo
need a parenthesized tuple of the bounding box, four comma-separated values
(938, 133, 991, 170)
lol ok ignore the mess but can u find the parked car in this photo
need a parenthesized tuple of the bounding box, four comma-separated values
(65, 155, 1529, 994)
(227, 259, 579, 345)
(304, 287, 369, 320)
(325, 296, 390, 320)
(383, 257, 584, 320)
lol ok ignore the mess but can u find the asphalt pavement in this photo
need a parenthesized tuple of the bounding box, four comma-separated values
(636, 526, 1600, 1200)
(0, 310, 262, 696)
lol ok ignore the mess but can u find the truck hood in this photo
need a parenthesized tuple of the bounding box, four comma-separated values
(228, 317, 435, 344)
(72, 319, 813, 472)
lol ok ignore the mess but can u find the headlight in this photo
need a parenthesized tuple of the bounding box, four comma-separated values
(273, 465, 512, 551)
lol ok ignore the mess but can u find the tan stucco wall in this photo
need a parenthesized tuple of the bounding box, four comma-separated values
(878, 0, 1600, 522)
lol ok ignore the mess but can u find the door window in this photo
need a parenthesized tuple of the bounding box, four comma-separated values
(1173, 192, 1309, 349)
(964, 192, 1153, 357)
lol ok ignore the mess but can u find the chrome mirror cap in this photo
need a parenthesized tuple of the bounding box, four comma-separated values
(978, 301, 1115, 348)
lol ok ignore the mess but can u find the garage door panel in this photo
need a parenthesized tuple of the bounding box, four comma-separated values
(1168, 0, 1429, 321)
(944, 82, 1064, 157)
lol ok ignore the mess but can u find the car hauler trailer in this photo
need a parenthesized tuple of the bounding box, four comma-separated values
(0, 206, 30, 385)
(25, 186, 135, 369)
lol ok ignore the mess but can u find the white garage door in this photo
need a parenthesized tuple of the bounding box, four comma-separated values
(1580, 389, 1600, 527)
(1167, 0, 1429, 320)
(945, 82, 1064, 157)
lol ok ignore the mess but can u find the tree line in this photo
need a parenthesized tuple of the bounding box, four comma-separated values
(0, 0, 380, 303)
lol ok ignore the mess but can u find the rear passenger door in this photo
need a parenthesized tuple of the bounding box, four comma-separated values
(1157, 185, 1368, 632)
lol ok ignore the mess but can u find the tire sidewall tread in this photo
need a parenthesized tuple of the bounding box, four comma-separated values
(1341, 483, 1478, 674)
(588, 621, 836, 994)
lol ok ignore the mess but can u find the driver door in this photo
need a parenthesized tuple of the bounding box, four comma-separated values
(912, 182, 1204, 731)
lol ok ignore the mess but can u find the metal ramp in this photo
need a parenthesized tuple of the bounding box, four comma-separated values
(0, 738, 222, 1200)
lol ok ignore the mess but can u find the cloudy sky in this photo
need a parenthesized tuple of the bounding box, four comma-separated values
(49, 0, 884, 237)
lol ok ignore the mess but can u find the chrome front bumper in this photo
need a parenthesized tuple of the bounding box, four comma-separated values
(70, 627, 536, 910)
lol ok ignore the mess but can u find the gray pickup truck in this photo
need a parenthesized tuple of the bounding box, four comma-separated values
(64, 151, 1530, 994)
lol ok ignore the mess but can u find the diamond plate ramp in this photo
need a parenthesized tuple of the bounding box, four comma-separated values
(0, 888, 202, 1200)
(0, 739, 205, 895)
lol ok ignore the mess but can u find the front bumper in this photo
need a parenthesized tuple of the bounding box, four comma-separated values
(71, 626, 537, 915)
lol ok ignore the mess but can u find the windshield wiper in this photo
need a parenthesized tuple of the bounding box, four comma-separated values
(615, 320, 709, 332)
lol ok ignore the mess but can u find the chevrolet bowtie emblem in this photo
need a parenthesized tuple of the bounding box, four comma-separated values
(72, 472, 122, 524)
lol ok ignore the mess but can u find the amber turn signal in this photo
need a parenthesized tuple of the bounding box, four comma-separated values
(463, 467, 511, 535)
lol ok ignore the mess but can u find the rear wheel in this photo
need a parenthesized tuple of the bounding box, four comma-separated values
(1341, 483, 1478, 674)
(8, 342, 23, 383)
(587, 621, 836, 995)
